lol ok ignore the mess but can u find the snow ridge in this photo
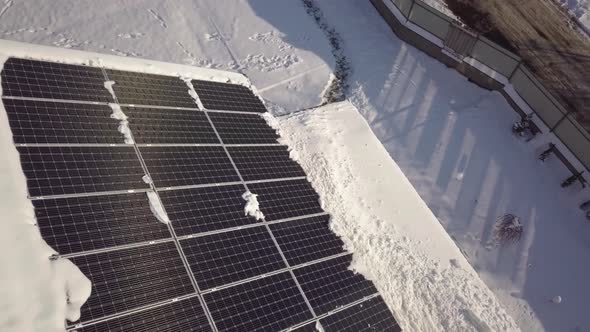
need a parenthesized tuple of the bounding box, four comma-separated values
(242, 191, 265, 220)
(146, 191, 170, 224)
(107, 103, 134, 144)
(182, 77, 205, 109)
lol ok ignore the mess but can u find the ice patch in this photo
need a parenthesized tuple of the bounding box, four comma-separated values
(182, 77, 204, 109)
(103, 80, 116, 100)
(242, 191, 265, 220)
(142, 174, 153, 185)
(147, 191, 170, 224)
(108, 103, 134, 144)
(315, 321, 325, 332)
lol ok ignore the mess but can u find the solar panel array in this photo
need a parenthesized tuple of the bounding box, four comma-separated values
(1, 57, 401, 332)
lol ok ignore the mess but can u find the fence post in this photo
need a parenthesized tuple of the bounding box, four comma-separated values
(508, 61, 521, 81)
(407, 0, 416, 22)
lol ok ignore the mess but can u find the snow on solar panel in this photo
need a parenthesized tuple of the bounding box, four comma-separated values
(0, 56, 400, 331)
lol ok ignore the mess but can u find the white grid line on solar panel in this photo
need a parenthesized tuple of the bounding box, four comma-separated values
(133, 143, 282, 147)
(2, 95, 110, 106)
(33, 192, 173, 256)
(175, 212, 329, 241)
(285, 322, 317, 332)
(207, 111, 280, 144)
(158, 184, 261, 236)
(2, 98, 123, 144)
(15, 144, 133, 147)
(17, 145, 149, 197)
(122, 106, 220, 144)
(1, 58, 113, 102)
(56, 238, 175, 259)
(104, 69, 197, 108)
(203, 272, 313, 332)
(226, 145, 306, 181)
(269, 215, 346, 266)
(247, 179, 324, 221)
(192, 79, 267, 114)
(180, 226, 287, 290)
(69, 241, 196, 324)
(69, 295, 213, 332)
(319, 296, 401, 332)
(67, 293, 201, 330)
(279, 294, 383, 332)
(138, 145, 240, 188)
(197, 252, 350, 295)
(293, 254, 379, 315)
(27, 176, 309, 201)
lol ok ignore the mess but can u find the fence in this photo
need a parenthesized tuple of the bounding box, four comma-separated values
(374, 0, 590, 175)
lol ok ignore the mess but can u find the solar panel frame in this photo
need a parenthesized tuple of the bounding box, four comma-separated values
(123, 106, 220, 144)
(71, 296, 213, 332)
(1, 58, 113, 102)
(33, 192, 173, 255)
(204, 272, 313, 332)
(181, 226, 286, 290)
(105, 69, 197, 108)
(192, 79, 267, 113)
(269, 215, 346, 266)
(293, 254, 378, 315)
(207, 111, 280, 144)
(247, 179, 324, 221)
(227, 145, 307, 181)
(70, 242, 196, 323)
(3, 98, 123, 144)
(139, 145, 240, 188)
(319, 296, 401, 332)
(17, 145, 148, 197)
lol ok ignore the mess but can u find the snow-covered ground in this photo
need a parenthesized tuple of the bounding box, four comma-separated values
(1, 0, 590, 331)
(556, 0, 590, 32)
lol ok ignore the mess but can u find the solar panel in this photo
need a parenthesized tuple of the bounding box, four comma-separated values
(17, 146, 148, 197)
(138, 146, 240, 188)
(181, 226, 286, 290)
(289, 322, 318, 332)
(123, 106, 219, 144)
(3, 98, 123, 144)
(248, 179, 324, 221)
(207, 112, 280, 144)
(192, 79, 267, 113)
(294, 255, 378, 315)
(70, 242, 195, 323)
(227, 145, 306, 181)
(320, 296, 401, 332)
(1, 58, 112, 102)
(33, 193, 172, 255)
(159, 184, 260, 236)
(204, 272, 313, 332)
(72, 296, 212, 332)
(105, 70, 196, 108)
(269, 215, 346, 266)
(1, 56, 401, 331)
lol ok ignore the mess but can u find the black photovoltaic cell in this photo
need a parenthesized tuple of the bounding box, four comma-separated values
(105, 69, 196, 108)
(33, 193, 171, 255)
(159, 184, 259, 236)
(17, 146, 148, 197)
(1, 58, 112, 102)
(123, 106, 219, 144)
(270, 215, 345, 266)
(320, 296, 400, 332)
(181, 226, 286, 290)
(73, 296, 212, 332)
(3, 98, 122, 144)
(192, 79, 266, 113)
(208, 112, 280, 144)
(248, 179, 323, 221)
(71, 242, 195, 323)
(294, 255, 378, 315)
(204, 272, 313, 332)
(139, 146, 239, 188)
(228, 145, 306, 181)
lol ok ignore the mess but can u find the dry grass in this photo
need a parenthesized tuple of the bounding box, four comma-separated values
(444, 0, 590, 129)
